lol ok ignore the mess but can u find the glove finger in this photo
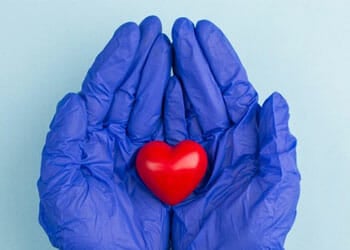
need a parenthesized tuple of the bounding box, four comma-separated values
(172, 18, 230, 134)
(39, 93, 86, 184)
(196, 20, 257, 124)
(255, 94, 300, 238)
(81, 22, 140, 129)
(258, 92, 300, 186)
(184, 92, 203, 141)
(106, 16, 162, 136)
(196, 20, 248, 89)
(164, 76, 188, 145)
(127, 34, 171, 141)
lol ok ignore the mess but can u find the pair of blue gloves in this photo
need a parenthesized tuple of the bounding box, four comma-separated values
(38, 16, 300, 250)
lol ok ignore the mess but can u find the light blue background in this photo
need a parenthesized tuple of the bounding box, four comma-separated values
(1, 0, 349, 249)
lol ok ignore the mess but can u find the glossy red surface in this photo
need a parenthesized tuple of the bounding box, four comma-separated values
(136, 140, 208, 205)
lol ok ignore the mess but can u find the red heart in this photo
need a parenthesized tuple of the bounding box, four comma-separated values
(136, 140, 208, 205)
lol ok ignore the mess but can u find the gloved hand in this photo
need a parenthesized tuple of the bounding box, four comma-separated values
(167, 18, 301, 249)
(37, 16, 172, 250)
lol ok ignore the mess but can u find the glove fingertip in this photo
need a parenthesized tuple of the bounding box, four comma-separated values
(172, 17, 194, 40)
(140, 15, 162, 31)
(260, 92, 290, 136)
(140, 16, 162, 40)
(113, 21, 139, 39)
(266, 91, 288, 108)
(150, 34, 172, 66)
(259, 92, 297, 157)
(112, 22, 140, 57)
(196, 19, 216, 36)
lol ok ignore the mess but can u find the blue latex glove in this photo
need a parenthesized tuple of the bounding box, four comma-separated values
(167, 18, 301, 249)
(37, 16, 172, 250)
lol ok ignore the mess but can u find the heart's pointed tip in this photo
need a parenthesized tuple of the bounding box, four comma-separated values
(165, 201, 178, 206)
(162, 198, 184, 206)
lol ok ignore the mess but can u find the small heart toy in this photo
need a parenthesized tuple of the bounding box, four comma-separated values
(136, 140, 208, 205)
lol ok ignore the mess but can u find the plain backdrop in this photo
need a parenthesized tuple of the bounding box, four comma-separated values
(1, 0, 349, 249)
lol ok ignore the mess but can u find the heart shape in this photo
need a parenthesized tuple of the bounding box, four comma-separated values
(136, 140, 208, 205)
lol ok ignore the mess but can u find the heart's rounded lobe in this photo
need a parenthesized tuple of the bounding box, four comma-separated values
(136, 140, 208, 205)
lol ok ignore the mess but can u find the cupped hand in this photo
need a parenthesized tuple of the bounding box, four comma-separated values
(38, 16, 172, 250)
(167, 18, 301, 250)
